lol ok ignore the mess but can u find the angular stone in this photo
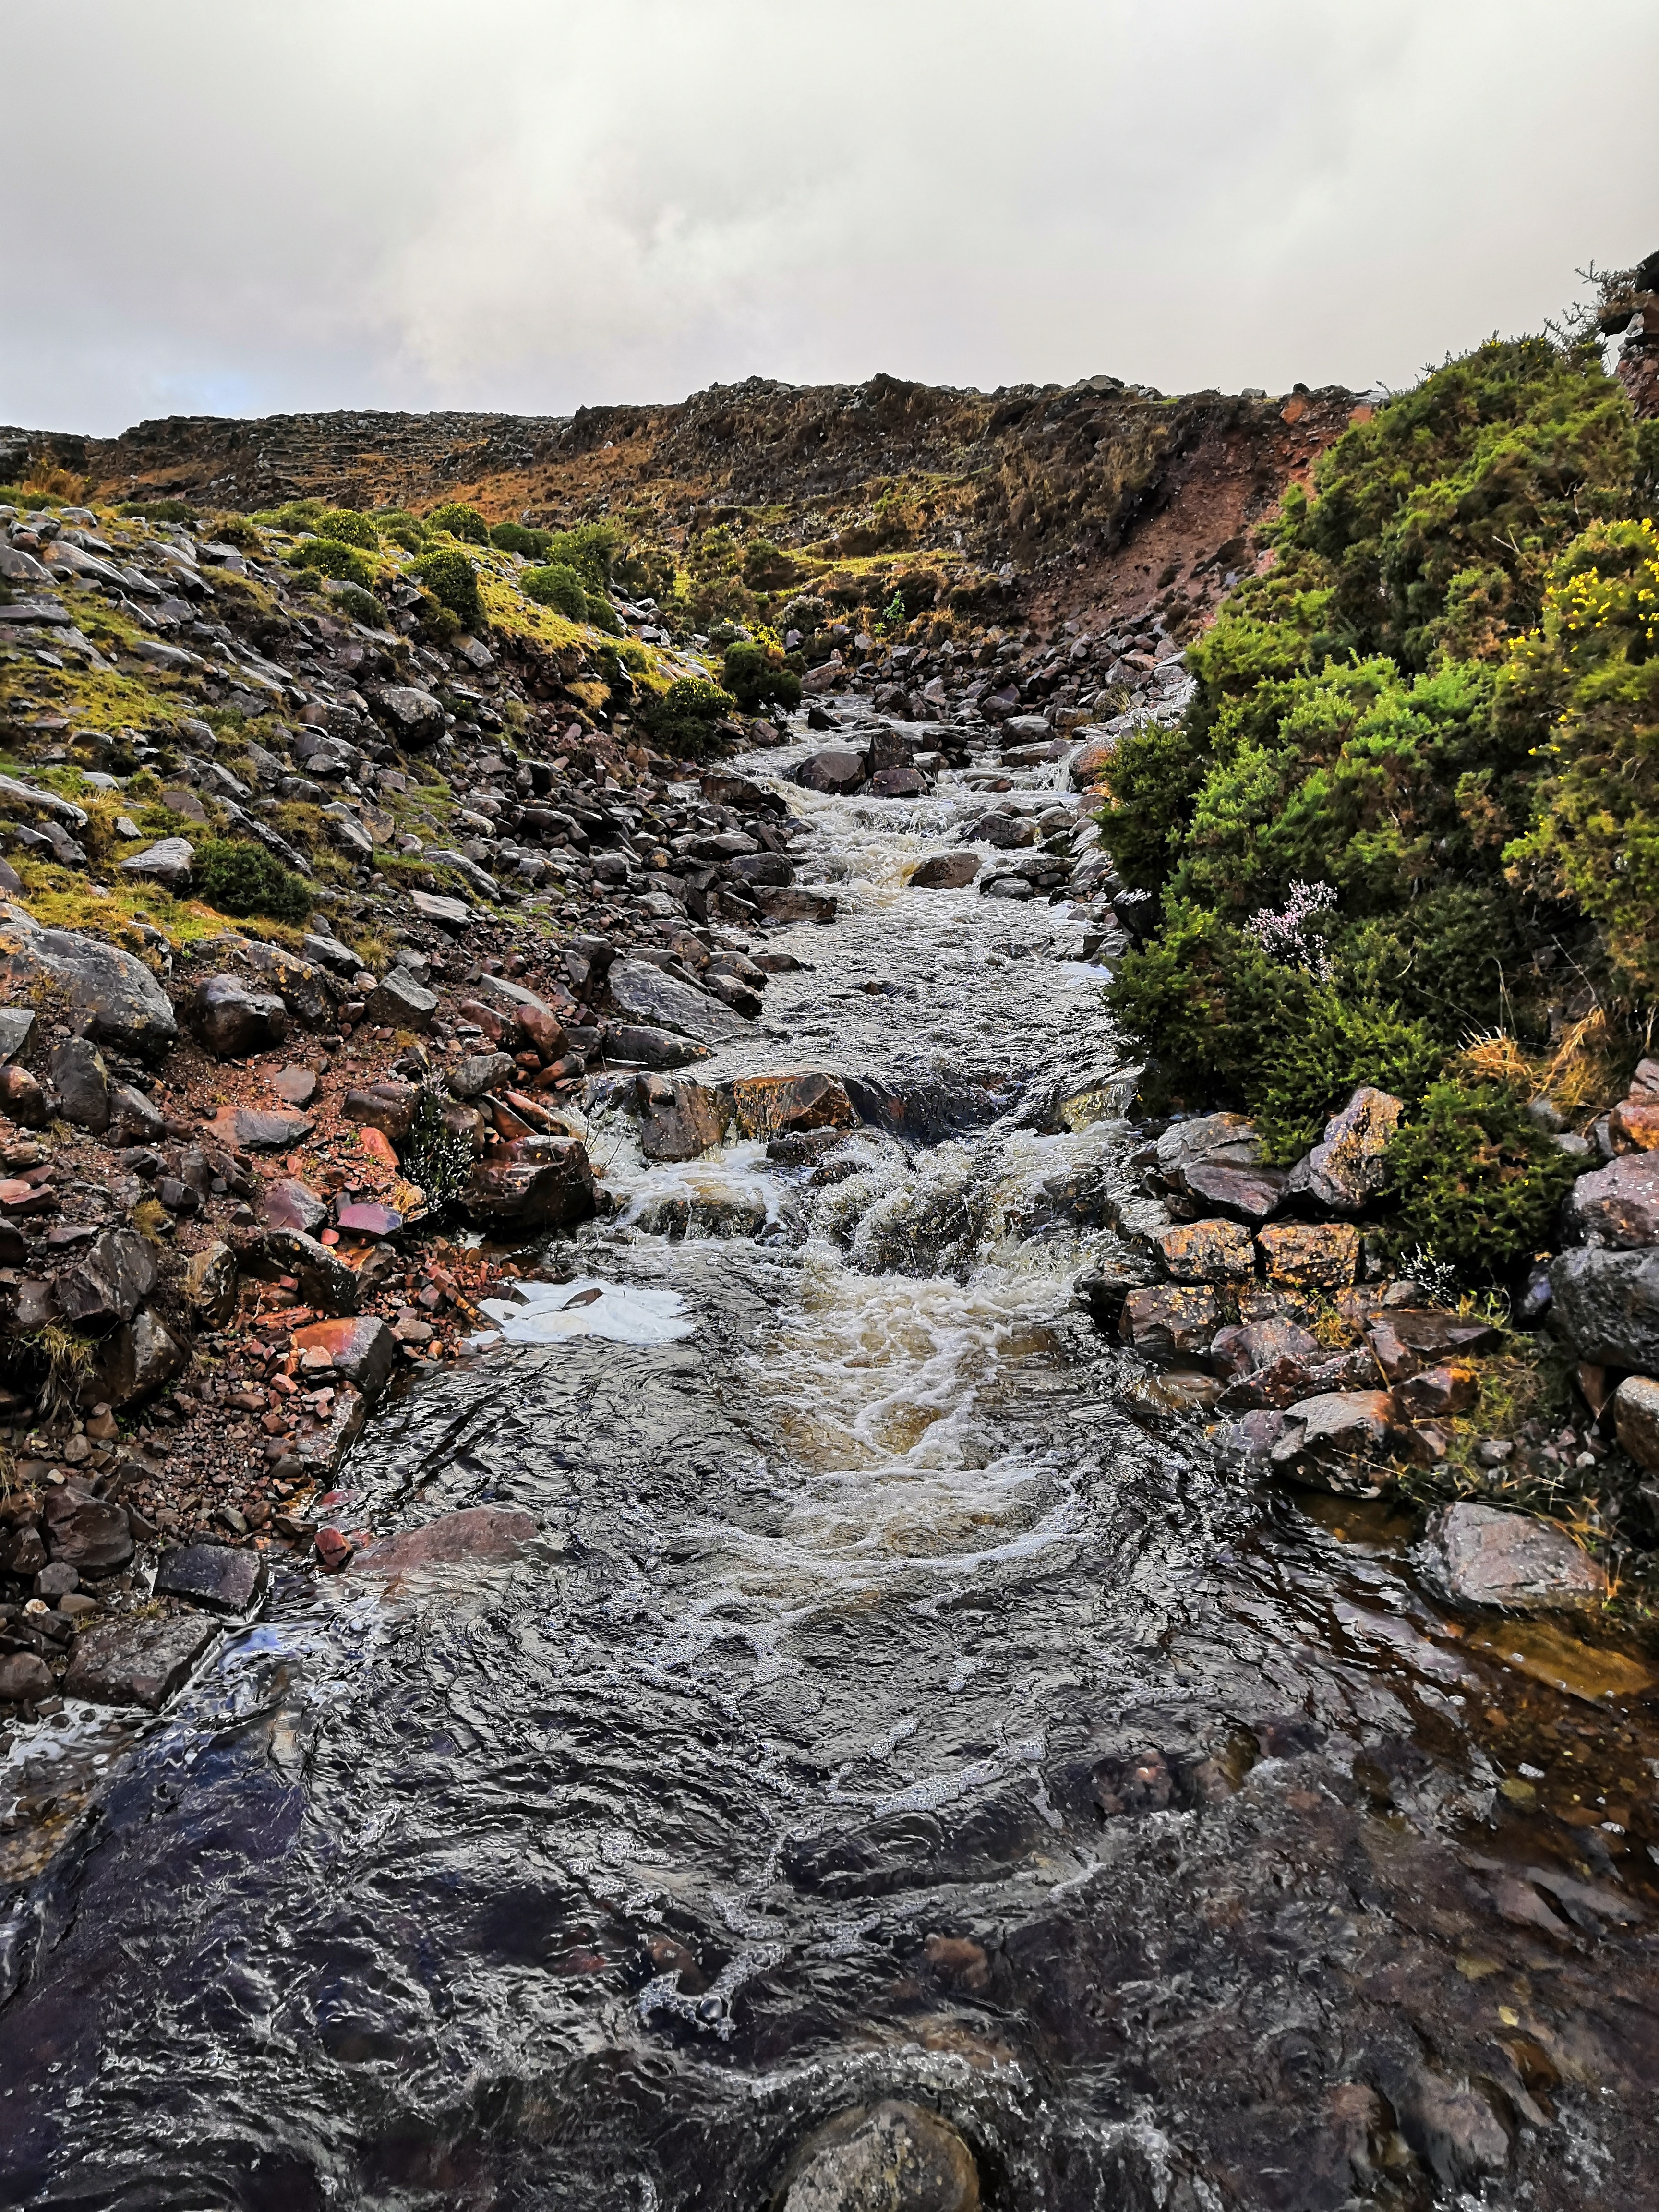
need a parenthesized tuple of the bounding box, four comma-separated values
(48, 1037, 110, 1132)
(341, 1081, 417, 1142)
(1392, 1364, 1478, 1419)
(1564, 1153, 1659, 1249)
(290, 1314, 397, 1403)
(1257, 1222, 1360, 1289)
(1270, 1390, 1401, 1494)
(154, 1542, 269, 1615)
(463, 1138, 598, 1232)
(1614, 1376, 1659, 1472)
(89, 1308, 187, 1406)
(1422, 1502, 1606, 1611)
(1550, 1247, 1659, 1370)
(119, 836, 195, 891)
(264, 1226, 362, 1314)
(750, 885, 837, 925)
(607, 959, 748, 1046)
(1120, 1284, 1222, 1363)
(0, 1653, 54, 1705)
(43, 1483, 133, 1576)
(0, 903, 177, 1058)
(63, 1614, 217, 1709)
(603, 1023, 712, 1070)
(910, 852, 980, 890)
(262, 1178, 328, 1236)
(731, 1072, 858, 1140)
(190, 973, 289, 1060)
(1289, 1086, 1403, 1213)
(203, 1103, 312, 1151)
(637, 1075, 732, 1162)
(794, 747, 866, 794)
(363, 967, 438, 1031)
(53, 1226, 158, 1330)
(352, 1505, 539, 1575)
(1156, 1217, 1255, 1282)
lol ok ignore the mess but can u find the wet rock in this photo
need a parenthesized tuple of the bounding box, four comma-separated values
(89, 1308, 187, 1406)
(608, 958, 748, 1046)
(0, 1653, 53, 1705)
(154, 1542, 269, 1615)
(363, 967, 438, 1031)
(264, 1227, 362, 1314)
(352, 1505, 539, 1575)
(48, 1037, 109, 1132)
(0, 903, 177, 1058)
(1257, 1222, 1360, 1289)
(183, 1239, 239, 1328)
(1156, 1217, 1255, 1282)
(751, 885, 837, 925)
(43, 1484, 133, 1576)
(62, 1614, 217, 1709)
(637, 1075, 732, 1162)
(53, 1226, 157, 1331)
(781, 2101, 980, 2212)
(1421, 1502, 1607, 1611)
(189, 973, 289, 1059)
(202, 1104, 312, 1151)
(794, 747, 867, 794)
(291, 1315, 397, 1403)
(118, 836, 195, 891)
(732, 1072, 858, 1140)
(464, 1138, 597, 1231)
(910, 853, 980, 890)
(1120, 1284, 1222, 1363)
(1613, 1374, 1659, 1471)
(448, 1051, 515, 1099)
(603, 1023, 712, 1070)
(1288, 1085, 1403, 1213)
(341, 1081, 418, 1142)
(1563, 1152, 1659, 1248)
(262, 1178, 328, 1236)
(1550, 1246, 1659, 1370)
(0, 1064, 49, 1127)
(1270, 1390, 1400, 1494)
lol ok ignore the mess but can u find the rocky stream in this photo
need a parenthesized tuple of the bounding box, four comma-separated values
(1, 726, 1657, 2211)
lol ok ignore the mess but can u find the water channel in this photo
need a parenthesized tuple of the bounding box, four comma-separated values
(1, 731, 1656, 2210)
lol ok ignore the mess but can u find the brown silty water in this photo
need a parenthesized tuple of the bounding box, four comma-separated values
(0, 724, 1656, 2210)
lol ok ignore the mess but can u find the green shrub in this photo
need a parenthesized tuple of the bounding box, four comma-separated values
(424, 501, 490, 545)
(410, 547, 483, 632)
(543, 521, 625, 593)
(522, 563, 589, 621)
(1383, 1080, 1581, 1274)
(723, 638, 803, 713)
(313, 507, 379, 549)
(118, 498, 197, 524)
(194, 837, 313, 924)
(330, 582, 389, 627)
(285, 540, 376, 590)
(491, 520, 551, 558)
(641, 677, 737, 759)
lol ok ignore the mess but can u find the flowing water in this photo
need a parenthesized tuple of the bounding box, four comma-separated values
(3, 734, 1659, 2210)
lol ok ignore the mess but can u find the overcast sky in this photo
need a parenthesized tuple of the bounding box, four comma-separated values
(7, 0, 1657, 437)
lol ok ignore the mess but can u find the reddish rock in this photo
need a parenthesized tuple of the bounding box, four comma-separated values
(352, 1505, 538, 1575)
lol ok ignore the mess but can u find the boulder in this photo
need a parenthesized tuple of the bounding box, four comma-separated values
(1289, 1086, 1403, 1214)
(261, 1178, 328, 1236)
(48, 1036, 110, 1132)
(1257, 1222, 1360, 1289)
(1120, 1284, 1222, 1364)
(1614, 1375, 1659, 1472)
(1550, 1247, 1659, 1370)
(363, 968, 438, 1031)
(637, 1075, 732, 1162)
(910, 853, 980, 890)
(183, 1239, 239, 1328)
(43, 1483, 133, 1576)
(1270, 1390, 1401, 1494)
(1155, 1218, 1255, 1282)
(0, 902, 177, 1058)
(263, 1227, 362, 1314)
(607, 958, 748, 1046)
(781, 2101, 980, 2212)
(202, 1104, 313, 1151)
(463, 1139, 598, 1232)
(118, 837, 195, 891)
(1563, 1153, 1659, 1248)
(1421, 1502, 1606, 1611)
(154, 1542, 269, 1615)
(603, 1024, 712, 1070)
(190, 973, 289, 1059)
(731, 1072, 858, 1140)
(794, 748, 866, 794)
(352, 1506, 539, 1575)
(53, 1226, 158, 1331)
(290, 1314, 397, 1404)
(62, 1614, 217, 1709)
(89, 1308, 187, 1406)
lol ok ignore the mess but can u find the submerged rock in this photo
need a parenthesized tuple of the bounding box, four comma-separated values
(1420, 1502, 1606, 1611)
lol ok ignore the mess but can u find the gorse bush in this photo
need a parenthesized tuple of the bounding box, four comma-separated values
(410, 547, 483, 632)
(194, 837, 313, 924)
(424, 502, 490, 544)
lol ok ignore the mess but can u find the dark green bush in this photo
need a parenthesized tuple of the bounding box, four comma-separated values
(723, 639, 803, 713)
(424, 501, 490, 545)
(522, 563, 589, 621)
(330, 582, 389, 627)
(411, 547, 484, 632)
(313, 507, 379, 549)
(641, 677, 737, 759)
(1383, 1081, 1581, 1273)
(194, 837, 313, 924)
(285, 540, 376, 590)
(491, 520, 551, 558)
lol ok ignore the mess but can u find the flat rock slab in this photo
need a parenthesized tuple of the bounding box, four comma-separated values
(154, 1542, 270, 1615)
(63, 1614, 218, 1709)
(1422, 1502, 1606, 1612)
(352, 1506, 539, 1576)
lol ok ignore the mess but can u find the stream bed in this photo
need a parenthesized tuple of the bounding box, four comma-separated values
(1, 734, 1657, 2210)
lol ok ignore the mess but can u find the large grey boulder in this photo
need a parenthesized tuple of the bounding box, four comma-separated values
(1550, 1246, 1659, 1370)
(606, 958, 749, 1046)
(0, 903, 176, 1058)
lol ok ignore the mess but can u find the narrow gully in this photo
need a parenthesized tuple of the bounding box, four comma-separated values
(1, 727, 1656, 2211)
